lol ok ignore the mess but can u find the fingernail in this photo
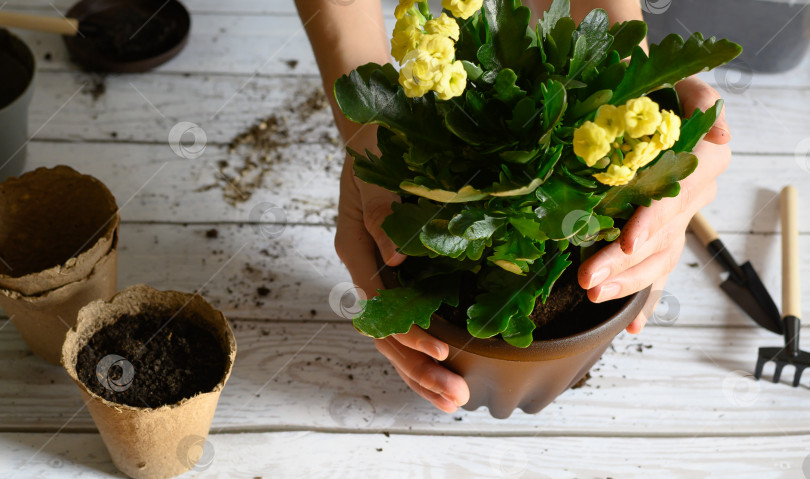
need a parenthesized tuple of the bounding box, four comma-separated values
(710, 125, 730, 138)
(629, 230, 649, 255)
(596, 282, 620, 302)
(419, 341, 444, 361)
(587, 268, 610, 289)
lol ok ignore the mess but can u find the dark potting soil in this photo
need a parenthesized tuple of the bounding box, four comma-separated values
(76, 311, 227, 408)
(78, 5, 184, 62)
(0, 32, 32, 109)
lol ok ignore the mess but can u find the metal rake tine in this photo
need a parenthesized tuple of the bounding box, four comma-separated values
(794, 367, 806, 388)
(773, 363, 785, 383)
(754, 357, 768, 380)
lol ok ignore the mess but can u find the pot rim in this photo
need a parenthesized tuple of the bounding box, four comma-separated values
(426, 286, 651, 361)
(0, 28, 36, 113)
(61, 284, 237, 412)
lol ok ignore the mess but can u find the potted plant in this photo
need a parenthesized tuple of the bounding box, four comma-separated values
(0, 166, 119, 365)
(334, 0, 741, 418)
(61, 285, 236, 479)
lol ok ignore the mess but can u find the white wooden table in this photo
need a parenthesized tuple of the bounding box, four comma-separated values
(2, 1, 810, 477)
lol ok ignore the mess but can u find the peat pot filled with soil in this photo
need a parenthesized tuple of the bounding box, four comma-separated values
(0, 165, 119, 364)
(62, 285, 236, 479)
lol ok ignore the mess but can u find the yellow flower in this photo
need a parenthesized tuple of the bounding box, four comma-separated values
(622, 141, 662, 170)
(434, 60, 467, 100)
(425, 13, 460, 41)
(395, 0, 416, 19)
(391, 16, 423, 63)
(419, 34, 455, 65)
(441, 0, 483, 20)
(399, 51, 436, 98)
(652, 109, 681, 150)
(593, 164, 636, 186)
(623, 96, 662, 139)
(573, 121, 611, 167)
(595, 104, 626, 141)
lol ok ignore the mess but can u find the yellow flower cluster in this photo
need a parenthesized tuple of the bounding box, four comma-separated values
(573, 96, 681, 186)
(392, 1, 468, 100)
(442, 0, 484, 20)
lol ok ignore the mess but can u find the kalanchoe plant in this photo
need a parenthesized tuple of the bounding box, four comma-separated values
(334, 0, 741, 347)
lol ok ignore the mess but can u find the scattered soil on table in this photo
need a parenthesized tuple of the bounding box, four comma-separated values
(79, 5, 185, 62)
(81, 74, 107, 101)
(196, 88, 335, 206)
(76, 311, 227, 408)
(205, 228, 219, 239)
(571, 372, 591, 389)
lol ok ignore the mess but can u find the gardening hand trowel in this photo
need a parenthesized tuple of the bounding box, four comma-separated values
(754, 186, 810, 387)
(689, 212, 782, 334)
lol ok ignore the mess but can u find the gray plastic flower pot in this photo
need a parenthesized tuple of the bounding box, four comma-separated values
(643, 0, 810, 72)
(0, 29, 36, 182)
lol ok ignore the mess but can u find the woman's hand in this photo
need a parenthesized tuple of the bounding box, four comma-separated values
(578, 76, 733, 333)
(334, 128, 471, 413)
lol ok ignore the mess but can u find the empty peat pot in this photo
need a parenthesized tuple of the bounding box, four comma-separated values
(426, 287, 651, 419)
(0, 165, 119, 364)
(0, 28, 35, 182)
(62, 285, 237, 479)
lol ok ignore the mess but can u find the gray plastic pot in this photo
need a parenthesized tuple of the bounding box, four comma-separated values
(643, 0, 810, 72)
(0, 29, 35, 182)
(426, 287, 651, 419)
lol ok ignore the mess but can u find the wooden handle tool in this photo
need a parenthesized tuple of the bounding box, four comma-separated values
(0, 11, 80, 36)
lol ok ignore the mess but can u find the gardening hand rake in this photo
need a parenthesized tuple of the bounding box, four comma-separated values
(754, 186, 810, 386)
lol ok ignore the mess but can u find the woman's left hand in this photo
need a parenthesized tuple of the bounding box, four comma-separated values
(578, 75, 733, 333)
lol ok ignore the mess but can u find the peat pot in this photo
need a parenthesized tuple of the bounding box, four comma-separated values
(0, 166, 119, 364)
(62, 285, 237, 479)
(427, 287, 651, 419)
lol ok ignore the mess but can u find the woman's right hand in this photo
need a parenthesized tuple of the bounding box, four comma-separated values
(334, 128, 470, 413)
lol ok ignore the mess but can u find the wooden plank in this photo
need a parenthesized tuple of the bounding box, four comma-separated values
(1, 431, 807, 478)
(22, 71, 810, 155)
(20, 142, 810, 234)
(1, 317, 809, 435)
(0, 224, 807, 324)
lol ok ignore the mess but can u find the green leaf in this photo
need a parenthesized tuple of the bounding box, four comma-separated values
(596, 151, 699, 218)
(544, 17, 576, 70)
(537, 250, 572, 302)
(481, 0, 533, 70)
(509, 216, 549, 241)
(501, 315, 536, 347)
(500, 149, 541, 164)
(568, 9, 612, 81)
(610, 33, 742, 106)
(461, 60, 484, 83)
(541, 79, 567, 132)
(608, 20, 647, 59)
(488, 231, 546, 274)
(493, 69, 527, 105)
(334, 63, 450, 147)
(506, 97, 540, 137)
(534, 176, 604, 240)
(382, 200, 441, 256)
(567, 89, 612, 121)
(353, 275, 459, 338)
(673, 100, 723, 152)
(421, 219, 471, 258)
(449, 209, 506, 240)
(538, 0, 571, 39)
